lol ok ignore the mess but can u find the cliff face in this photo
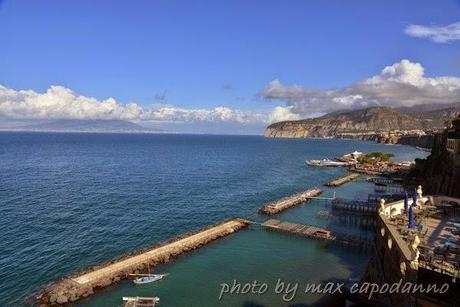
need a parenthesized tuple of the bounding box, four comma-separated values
(416, 132, 460, 198)
(265, 107, 424, 138)
(265, 106, 459, 142)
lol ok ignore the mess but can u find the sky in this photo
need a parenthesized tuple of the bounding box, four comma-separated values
(0, 0, 460, 133)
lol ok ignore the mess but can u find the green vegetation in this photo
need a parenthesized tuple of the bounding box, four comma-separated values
(358, 151, 395, 163)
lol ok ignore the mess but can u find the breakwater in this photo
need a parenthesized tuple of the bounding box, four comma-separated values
(36, 219, 250, 306)
(258, 188, 322, 215)
(325, 173, 360, 187)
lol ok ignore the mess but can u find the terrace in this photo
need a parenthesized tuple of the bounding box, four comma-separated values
(380, 192, 460, 278)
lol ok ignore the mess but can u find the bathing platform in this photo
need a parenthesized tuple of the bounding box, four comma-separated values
(260, 219, 373, 249)
(261, 219, 335, 240)
(332, 198, 378, 213)
(258, 188, 322, 215)
(123, 296, 160, 307)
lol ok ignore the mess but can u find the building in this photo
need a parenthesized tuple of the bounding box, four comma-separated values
(446, 127, 460, 155)
(362, 194, 460, 306)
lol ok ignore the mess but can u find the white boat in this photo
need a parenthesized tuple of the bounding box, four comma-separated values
(306, 159, 349, 167)
(416, 146, 431, 152)
(133, 274, 167, 285)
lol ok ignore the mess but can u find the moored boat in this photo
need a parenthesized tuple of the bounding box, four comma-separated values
(416, 146, 431, 152)
(306, 159, 349, 167)
(133, 274, 167, 285)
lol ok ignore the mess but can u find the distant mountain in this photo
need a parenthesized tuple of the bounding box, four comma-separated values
(6, 119, 161, 133)
(265, 105, 460, 139)
(397, 102, 460, 114)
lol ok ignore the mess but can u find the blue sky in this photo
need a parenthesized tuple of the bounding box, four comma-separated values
(0, 0, 459, 133)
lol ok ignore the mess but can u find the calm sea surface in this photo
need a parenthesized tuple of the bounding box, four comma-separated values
(0, 133, 428, 306)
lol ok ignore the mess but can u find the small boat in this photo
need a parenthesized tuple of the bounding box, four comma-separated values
(131, 264, 168, 285)
(416, 146, 431, 152)
(133, 274, 167, 285)
(306, 159, 349, 167)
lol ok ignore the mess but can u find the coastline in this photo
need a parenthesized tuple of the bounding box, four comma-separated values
(264, 133, 434, 149)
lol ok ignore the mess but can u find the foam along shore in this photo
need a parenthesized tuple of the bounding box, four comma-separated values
(36, 218, 250, 306)
(258, 188, 322, 215)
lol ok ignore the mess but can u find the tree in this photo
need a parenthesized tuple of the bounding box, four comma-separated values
(358, 152, 395, 163)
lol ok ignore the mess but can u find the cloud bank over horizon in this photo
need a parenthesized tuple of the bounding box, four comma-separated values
(1, 60, 459, 128)
(0, 84, 267, 125)
(404, 22, 460, 43)
(262, 59, 460, 119)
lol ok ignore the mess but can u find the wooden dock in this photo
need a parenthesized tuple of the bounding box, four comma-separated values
(332, 198, 378, 213)
(261, 219, 335, 240)
(123, 296, 159, 307)
(260, 219, 373, 249)
(368, 177, 406, 193)
(37, 219, 250, 305)
(325, 173, 360, 187)
(258, 188, 322, 215)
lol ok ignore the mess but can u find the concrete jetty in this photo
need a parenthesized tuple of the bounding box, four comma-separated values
(258, 188, 322, 215)
(325, 173, 359, 187)
(36, 218, 249, 306)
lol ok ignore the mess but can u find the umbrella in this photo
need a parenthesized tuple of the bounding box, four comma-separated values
(408, 204, 415, 229)
(404, 192, 408, 214)
(412, 190, 418, 207)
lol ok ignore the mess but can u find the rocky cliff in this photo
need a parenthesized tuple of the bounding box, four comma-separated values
(415, 132, 460, 198)
(266, 107, 426, 138)
(265, 106, 459, 145)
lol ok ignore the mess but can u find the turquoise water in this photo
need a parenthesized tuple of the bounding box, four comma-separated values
(0, 133, 428, 305)
(79, 229, 369, 307)
(78, 179, 378, 307)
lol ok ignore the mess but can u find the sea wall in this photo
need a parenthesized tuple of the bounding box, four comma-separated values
(36, 218, 250, 306)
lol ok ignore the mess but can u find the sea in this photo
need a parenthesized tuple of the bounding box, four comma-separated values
(0, 132, 429, 306)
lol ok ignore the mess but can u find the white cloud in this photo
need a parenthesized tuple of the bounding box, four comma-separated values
(4, 59, 458, 127)
(404, 22, 460, 43)
(267, 106, 300, 123)
(0, 84, 266, 124)
(262, 59, 460, 117)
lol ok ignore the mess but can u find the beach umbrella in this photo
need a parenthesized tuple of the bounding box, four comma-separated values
(412, 190, 418, 207)
(404, 192, 408, 214)
(408, 205, 415, 229)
